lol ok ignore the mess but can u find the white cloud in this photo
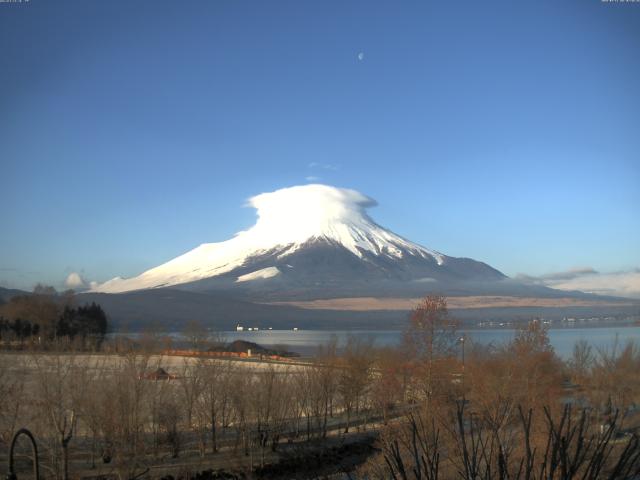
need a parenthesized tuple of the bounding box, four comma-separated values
(305, 176, 321, 182)
(64, 272, 87, 289)
(517, 268, 640, 298)
(308, 162, 339, 171)
(552, 270, 640, 298)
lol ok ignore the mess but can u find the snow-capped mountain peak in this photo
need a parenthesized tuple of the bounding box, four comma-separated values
(243, 184, 443, 260)
(92, 184, 450, 293)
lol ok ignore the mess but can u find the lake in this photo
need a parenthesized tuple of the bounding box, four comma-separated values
(220, 326, 640, 358)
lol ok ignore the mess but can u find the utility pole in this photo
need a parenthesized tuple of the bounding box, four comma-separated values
(459, 335, 466, 399)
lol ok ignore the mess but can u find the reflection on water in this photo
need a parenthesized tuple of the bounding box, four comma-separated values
(220, 327, 640, 358)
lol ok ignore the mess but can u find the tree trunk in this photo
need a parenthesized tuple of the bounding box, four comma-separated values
(211, 419, 217, 453)
(62, 440, 70, 480)
(345, 408, 351, 433)
(90, 431, 96, 469)
(323, 404, 329, 438)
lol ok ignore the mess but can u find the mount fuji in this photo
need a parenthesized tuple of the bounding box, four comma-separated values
(91, 184, 507, 299)
(80, 184, 635, 329)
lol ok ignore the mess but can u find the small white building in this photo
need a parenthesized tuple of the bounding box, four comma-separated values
(236, 324, 244, 331)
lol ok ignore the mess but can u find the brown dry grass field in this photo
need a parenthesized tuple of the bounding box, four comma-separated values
(268, 295, 637, 311)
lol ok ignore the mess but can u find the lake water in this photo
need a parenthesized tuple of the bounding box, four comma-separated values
(220, 326, 640, 358)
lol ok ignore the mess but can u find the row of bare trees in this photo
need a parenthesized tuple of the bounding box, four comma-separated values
(2, 295, 640, 479)
(0, 338, 386, 479)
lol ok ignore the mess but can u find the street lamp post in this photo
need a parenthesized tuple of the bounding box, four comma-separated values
(6, 428, 40, 480)
(459, 335, 466, 398)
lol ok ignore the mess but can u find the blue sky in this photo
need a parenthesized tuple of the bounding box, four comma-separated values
(1, 0, 639, 291)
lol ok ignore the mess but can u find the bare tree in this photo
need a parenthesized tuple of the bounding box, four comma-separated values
(178, 358, 204, 454)
(75, 356, 109, 469)
(250, 365, 293, 466)
(31, 353, 85, 480)
(0, 354, 27, 448)
(228, 371, 251, 456)
(403, 295, 458, 406)
(381, 411, 442, 480)
(97, 352, 157, 480)
(195, 358, 227, 454)
(158, 396, 182, 458)
(338, 335, 374, 433)
(182, 320, 210, 351)
(291, 365, 311, 439)
(309, 338, 339, 439)
(371, 347, 409, 425)
(591, 340, 640, 413)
